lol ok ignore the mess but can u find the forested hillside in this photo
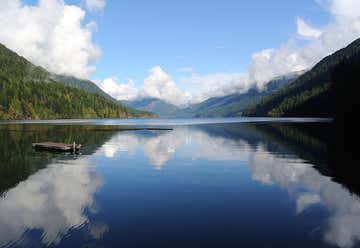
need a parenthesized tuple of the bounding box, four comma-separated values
(0, 43, 155, 120)
(124, 98, 180, 117)
(173, 74, 299, 118)
(243, 38, 360, 117)
(52, 74, 116, 102)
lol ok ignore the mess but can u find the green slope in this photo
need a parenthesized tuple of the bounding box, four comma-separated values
(173, 74, 299, 118)
(51, 74, 116, 102)
(124, 98, 180, 117)
(243, 38, 360, 117)
(0, 43, 155, 120)
(173, 90, 265, 118)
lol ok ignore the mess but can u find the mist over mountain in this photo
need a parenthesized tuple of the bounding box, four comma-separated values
(244, 37, 360, 118)
(172, 72, 301, 118)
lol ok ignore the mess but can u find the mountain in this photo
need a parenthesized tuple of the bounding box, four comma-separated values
(0, 43, 155, 120)
(51, 74, 116, 102)
(123, 98, 180, 117)
(243, 38, 360, 117)
(173, 73, 300, 118)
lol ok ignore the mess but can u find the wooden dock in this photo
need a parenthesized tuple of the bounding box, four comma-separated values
(32, 142, 82, 152)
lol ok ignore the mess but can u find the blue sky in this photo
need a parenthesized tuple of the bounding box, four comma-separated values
(3, 0, 360, 105)
(90, 0, 329, 82)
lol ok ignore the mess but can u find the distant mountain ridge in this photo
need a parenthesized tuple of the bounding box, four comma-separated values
(172, 72, 301, 118)
(243, 37, 360, 117)
(0, 43, 155, 120)
(124, 98, 180, 117)
(51, 74, 116, 102)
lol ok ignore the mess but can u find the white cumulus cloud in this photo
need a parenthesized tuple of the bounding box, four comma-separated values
(330, 0, 360, 20)
(181, 72, 250, 102)
(297, 18, 323, 39)
(140, 66, 192, 106)
(98, 66, 192, 106)
(113, 0, 360, 105)
(19, 0, 357, 105)
(83, 0, 106, 12)
(97, 78, 139, 101)
(177, 0, 360, 99)
(247, 0, 360, 88)
(0, 0, 101, 79)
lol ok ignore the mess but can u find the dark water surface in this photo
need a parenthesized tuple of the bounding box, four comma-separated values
(0, 118, 358, 248)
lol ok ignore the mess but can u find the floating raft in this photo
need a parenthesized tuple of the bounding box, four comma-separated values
(32, 142, 82, 152)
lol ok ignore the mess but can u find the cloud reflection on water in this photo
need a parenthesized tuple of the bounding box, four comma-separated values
(0, 157, 102, 247)
(96, 128, 253, 169)
(249, 145, 360, 248)
(96, 127, 360, 247)
(0, 126, 359, 247)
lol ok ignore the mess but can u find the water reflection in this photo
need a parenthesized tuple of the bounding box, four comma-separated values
(0, 122, 358, 247)
(0, 157, 102, 247)
(248, 146, 360, 247)
(96, 130, 182, 169)
(0, 124, 117, 194)
(89, 222, 109, 240)
(96, 128, 254, 169)
(94, 124, 360, 247)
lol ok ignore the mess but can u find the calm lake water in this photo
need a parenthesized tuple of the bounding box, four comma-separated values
(0, 118, 358, 248)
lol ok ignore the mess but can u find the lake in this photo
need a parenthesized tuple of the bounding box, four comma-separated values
(0, 118, 358, 248)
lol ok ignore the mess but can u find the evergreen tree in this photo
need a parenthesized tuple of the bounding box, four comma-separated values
(0, 43, 156, 120)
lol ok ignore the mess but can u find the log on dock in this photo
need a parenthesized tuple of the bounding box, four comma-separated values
(32, 142, 82, 152)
